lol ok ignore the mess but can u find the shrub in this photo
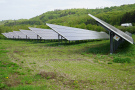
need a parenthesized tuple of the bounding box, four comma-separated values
(113, 57, 131, 63)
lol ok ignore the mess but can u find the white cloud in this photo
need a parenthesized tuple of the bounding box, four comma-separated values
(0, 0, 135, 21)
(0, 0, 6, 3)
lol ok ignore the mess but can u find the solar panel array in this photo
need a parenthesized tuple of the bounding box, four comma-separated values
(5, 33, 12, 38)
(29, 27, 59, 40)
(88, 14, 134, 44)
(9, 32, 19, 39)
(46, 23, 109, 41)
(13, 31, 26, 39)
(8, 32, 17, 38)
(1, 33, 8, 38)
(20, 29, 38, 39)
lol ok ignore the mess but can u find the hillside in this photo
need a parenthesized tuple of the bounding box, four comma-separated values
(0, 3, 135, 35)
(0, 20, 15, 25)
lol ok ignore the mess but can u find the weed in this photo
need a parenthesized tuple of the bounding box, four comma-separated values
(73, 80, 78, 85)
(108, 62, 113, 64)
(0, 83, 6, 89)
(113, 57, 132, 63)
(46, 76, 51, 79)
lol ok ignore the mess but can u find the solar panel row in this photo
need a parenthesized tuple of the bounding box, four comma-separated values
(29, 27, 59, 40)
(20, 29, 38, 39)
(1, 33, 8, 38)
(4, 33, 12, 38)
(2, 26, 109, 41)
(9, 32, 18, 38)
(13, 31, 26, 39)
(46, 23, 109, 41)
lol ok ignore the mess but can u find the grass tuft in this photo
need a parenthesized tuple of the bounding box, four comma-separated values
(113, 57, 132, 63)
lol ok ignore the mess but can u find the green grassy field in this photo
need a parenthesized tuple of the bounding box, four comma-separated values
(0, 36, 135, 90)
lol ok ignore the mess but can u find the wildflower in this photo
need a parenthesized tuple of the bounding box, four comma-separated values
(74, 80, 78, 84)
(6, 77, 8, 79)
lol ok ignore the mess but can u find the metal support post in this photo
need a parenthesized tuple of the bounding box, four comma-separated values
(61, 36, 63, 45)
(26, 35, 27, 41)
(114, 40, 116, 52)
(40, 37, 41, 43)
(58, 34, 60, 45)
(110, 31, 114, 54)
(37, 35, 38, 43)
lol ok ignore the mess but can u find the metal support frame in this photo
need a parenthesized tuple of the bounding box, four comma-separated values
(26, 35, 27, 41)
(110, 31, 114, 54)
(61, 35, 63, 45)
(37, 35, 39, 42)
(97, 22, 125, 54)
(58, 35, 63, 45)
(40, 37, 42, 43)
(58, 34, 60, 45)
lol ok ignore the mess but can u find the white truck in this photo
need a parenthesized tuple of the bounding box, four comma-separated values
(121, 23, 132, 27)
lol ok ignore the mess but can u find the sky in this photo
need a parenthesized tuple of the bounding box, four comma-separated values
(0, 0, 134, 21)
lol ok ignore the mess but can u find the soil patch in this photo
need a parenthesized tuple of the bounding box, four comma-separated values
(38, 71, 56, 79)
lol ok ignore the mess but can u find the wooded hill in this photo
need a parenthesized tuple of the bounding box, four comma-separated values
(0, 3, 135, 38)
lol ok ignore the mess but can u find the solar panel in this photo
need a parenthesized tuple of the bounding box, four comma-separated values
(1, 33, 8, 38)
(46, 23, 109, 41)
(13, 31, 26, 39)
(28, 27, 59, 40)
(88, 14, 134, 44)
(8, 32, 18, 38)
(4, 33, 10, 38)
(20, 29, 38, 39)
(125, 31, 132, 37)
(4, 33, 12, 38)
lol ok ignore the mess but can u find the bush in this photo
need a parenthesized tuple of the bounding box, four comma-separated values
(113, 57, 131, 63)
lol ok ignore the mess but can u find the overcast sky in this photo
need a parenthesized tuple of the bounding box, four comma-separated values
(0, 0, 134, 21)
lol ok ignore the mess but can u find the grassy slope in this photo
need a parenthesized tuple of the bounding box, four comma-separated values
(0, 36, 135, 89)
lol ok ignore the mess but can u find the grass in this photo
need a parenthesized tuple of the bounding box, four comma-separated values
(113, 57, 132, 63)
(0, 36, 135, 90)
